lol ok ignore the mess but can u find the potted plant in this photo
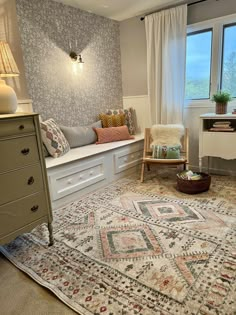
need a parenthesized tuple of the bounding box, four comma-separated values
(211, 90, 232, 114)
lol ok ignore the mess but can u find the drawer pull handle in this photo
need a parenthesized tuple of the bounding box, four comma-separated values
(31, 205, 39, 212)
(19, 124, 25, 130)
(27, 176, 35, 185)
(21, 148, 30, 155)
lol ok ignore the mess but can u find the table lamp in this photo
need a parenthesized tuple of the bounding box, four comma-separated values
(0, 41, 20, 114)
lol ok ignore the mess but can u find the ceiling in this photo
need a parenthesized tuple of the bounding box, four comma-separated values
(52, 0, 187, 21)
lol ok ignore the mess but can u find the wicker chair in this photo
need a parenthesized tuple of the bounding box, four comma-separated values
(140, 127, 189, 182)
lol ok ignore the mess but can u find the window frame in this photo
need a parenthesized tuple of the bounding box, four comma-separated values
(185, 28, 213, 101)
(220, 22, 236, 96)
(185, 13, 236, 108)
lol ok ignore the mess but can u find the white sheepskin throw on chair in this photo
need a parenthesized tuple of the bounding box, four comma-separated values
(151, 124, 184, 146)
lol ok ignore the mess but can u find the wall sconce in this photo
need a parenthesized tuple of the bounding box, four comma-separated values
(69, 51, 84, 65)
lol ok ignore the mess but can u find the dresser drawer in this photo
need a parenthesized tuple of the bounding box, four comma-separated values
(0, 192, 47, 237)
(0, 164, 44, 205)
(0, 117, 35, 138)
(0, 135, 39, 173)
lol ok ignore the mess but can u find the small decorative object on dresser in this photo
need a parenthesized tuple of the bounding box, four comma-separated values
(0, 112, 53, 246)
(211, 90, 232, 114)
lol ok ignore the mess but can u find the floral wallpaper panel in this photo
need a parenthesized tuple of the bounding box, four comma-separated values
(16, 0, 123, 126)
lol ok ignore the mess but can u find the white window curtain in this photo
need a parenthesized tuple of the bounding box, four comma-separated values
(145, 4, 187, 125)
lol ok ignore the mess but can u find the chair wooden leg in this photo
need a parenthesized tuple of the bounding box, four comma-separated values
(147, 164, 150, 171)
(140, 162, 145, 182)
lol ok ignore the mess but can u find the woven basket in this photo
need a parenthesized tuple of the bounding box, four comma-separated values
(176, 172, 211, 194)
(215, 103, 227, 114)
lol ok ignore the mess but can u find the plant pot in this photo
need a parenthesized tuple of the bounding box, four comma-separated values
(215, 102, 227, 114)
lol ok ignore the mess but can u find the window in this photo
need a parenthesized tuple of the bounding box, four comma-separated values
(185, 29, 212, 100)
(221, 23, 236, 97)
(185, 14, 236, 105)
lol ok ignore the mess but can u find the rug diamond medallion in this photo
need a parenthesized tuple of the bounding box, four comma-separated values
(1, 176, 236, 315)
(100, 225, 163, 259)
(133, 200, 205, 223)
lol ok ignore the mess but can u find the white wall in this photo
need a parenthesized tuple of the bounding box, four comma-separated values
(120, 0, 236, 174)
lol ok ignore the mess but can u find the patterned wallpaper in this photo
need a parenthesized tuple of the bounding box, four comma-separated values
(16, 0, 123, 126)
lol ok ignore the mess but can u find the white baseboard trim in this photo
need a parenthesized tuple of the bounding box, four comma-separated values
(189, 164, 236, 176)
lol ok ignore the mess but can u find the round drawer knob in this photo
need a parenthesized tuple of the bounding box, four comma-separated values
(124, 158, 127, 162)
(27, 176, 35, 185)
(67, 179, 72, 185)
(89, 171, 93, 175)
(19, 125, 25, 130)
(21, 148, 30, 155)
(31, 205, 39, 212)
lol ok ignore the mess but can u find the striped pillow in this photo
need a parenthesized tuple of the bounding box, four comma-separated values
(94, 125, 134, 144)
(99, 113, 125, 128)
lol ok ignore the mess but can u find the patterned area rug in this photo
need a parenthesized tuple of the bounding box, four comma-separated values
(1, 171, 236, 315)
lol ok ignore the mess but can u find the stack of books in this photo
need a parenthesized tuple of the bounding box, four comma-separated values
(209, 121, 235, 132)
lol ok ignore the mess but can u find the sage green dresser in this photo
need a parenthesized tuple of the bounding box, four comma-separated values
(0, 112, 53, 245)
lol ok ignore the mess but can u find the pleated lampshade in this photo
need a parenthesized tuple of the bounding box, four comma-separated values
(0, 41, 20, 114)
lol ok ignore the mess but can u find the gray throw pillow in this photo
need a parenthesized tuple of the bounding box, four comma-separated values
(60, 121, 102, 148)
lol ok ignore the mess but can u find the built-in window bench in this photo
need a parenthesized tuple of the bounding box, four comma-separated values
(45, 135, 144, 209)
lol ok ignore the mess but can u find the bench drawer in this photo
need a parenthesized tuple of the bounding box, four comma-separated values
(114, 147, 142, 174)
(48, 157, 106, 201)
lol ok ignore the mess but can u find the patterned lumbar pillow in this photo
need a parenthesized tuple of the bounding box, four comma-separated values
(94, 125, 134, 144)
(40, 118, 70, 158)
(105, 108, 136, 135)
(99, 113, 125, 128)
(152, 145, 181, 159)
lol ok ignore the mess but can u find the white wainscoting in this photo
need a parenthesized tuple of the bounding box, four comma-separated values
(123, 95, 151, 133)
(17, 99, 33, 113)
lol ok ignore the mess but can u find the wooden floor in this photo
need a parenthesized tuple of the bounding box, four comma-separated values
(0, 253, 78, 315)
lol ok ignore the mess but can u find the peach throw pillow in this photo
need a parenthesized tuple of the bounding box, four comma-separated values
(94, 126, 134, 144)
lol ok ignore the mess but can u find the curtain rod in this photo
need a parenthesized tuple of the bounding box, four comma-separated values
(140, 0, 208, 21)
